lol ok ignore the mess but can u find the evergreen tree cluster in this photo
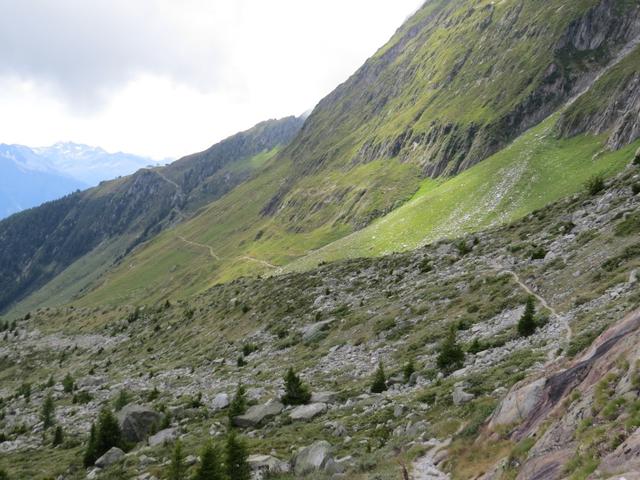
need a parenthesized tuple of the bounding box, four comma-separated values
(83, 407, 123, 467)
(168, 432, 250, 480)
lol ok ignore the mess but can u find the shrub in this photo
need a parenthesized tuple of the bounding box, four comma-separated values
(242, 343, 258, 356)
(530, 247, 547, 260)
(585, 174, 605, 196)
(282, 368, 311, 405)
(632, 183, 640, 195)
(517, 296, 537, 337)
(403, 360, 415, 383)
(436, 327, 465, 374)
(228, 384, 247, 426)
(371, 362, 387, 393)
(16, 383, 31, 402)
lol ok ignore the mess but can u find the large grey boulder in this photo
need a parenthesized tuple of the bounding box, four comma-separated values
(117, 404, 163, 443)
(233, 399, 283, 428)
(95, 446, 125, 468)
(488, 378, 546, 429)
(148, 427, 178, 447)
(292, 440, 341, 476)
(289, 403, 327, 421)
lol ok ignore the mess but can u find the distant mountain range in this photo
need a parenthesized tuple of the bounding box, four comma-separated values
(0, 142, 156, 218)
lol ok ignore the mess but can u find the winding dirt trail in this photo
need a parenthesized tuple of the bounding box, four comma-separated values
(490, 262, 572, 343)
(410, 440, 451, 480)
(239, 255, 278, 269)
(177, 236, 221, 261)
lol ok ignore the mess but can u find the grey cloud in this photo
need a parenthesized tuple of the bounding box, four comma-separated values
(0, 0, 226, 112)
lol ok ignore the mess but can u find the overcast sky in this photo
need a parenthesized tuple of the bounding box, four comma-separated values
(0, 0, 423, 160)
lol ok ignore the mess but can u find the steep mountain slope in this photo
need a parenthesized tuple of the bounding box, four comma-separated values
(262, 0, 640, 231)
(33, 142, 156, 186)
(0, 145, 88, 218)
(0, 117, 303, 314)
(2, 149, 640, 479)
(5, 0, 640, 318)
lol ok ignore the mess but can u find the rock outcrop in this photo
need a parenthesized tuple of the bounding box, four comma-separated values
(117, 405, 163, 443)
(233, 400, 283, 428)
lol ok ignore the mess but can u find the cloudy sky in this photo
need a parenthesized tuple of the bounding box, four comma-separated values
(0, 0, 423, 160)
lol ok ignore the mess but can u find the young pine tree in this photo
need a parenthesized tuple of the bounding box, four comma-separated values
(83, 423, 98, 467)
(225, 432, 251, 480)
(168, 439, 186, 480)
(228, 383, 247, 426)
(517, 296, 537, 337)
(281, 368, 311, 405)
(370, 361, 387, 393)
(52, 426, 64, 447)
(436, 327, 465, 374)
(62, 373, 74, 394)
(41, 391, 55, 430)
(95, 407, 122, 458)
(114, 389, 130, 411)
(194, 441, 224, 480)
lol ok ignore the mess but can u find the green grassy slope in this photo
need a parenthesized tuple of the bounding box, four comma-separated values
(287, 115, 639, 271)
(74, 150, 420, 307)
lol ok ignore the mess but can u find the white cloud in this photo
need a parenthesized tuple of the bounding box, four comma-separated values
(0, 0, 424, 159)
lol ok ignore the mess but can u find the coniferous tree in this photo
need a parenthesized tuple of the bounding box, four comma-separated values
(370, 361, 387, 393)
(41, 391, 55, 430)
(225, 432, 251, 480)
(114, 389, 130, 411)
(281, 368, 311, 405)
(52, 426, 64, 447)
(436, 326, 465, 374)
(0, 468, 8, 480)
(168, 439, 186, 480)
(62, 373, 74, 393)
(83, 423, 98, 467)
(517, 296, 537, 337)
(95, 407, 122, 458)
(228, 383, 247, 426)
(194, 441, 224, 480)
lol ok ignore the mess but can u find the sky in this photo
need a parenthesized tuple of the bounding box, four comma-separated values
(0, 0, 424, 160)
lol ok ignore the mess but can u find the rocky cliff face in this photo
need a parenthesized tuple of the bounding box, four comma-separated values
(263, 0, 640, 231)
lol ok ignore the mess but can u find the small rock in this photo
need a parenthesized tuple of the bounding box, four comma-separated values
(211, 393, 230, 411)
(290, 403, 327, 421)
(310, 391, 338, 403)
(148, 428, 178, 447)
(95, 447, 125, 468)
(453, 384, 475, 405)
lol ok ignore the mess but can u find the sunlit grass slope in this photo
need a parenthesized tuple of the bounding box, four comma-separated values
(287, 116, 639, 271)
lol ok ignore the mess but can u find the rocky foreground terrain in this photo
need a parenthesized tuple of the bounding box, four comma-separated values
(2, 150, 640, 479)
